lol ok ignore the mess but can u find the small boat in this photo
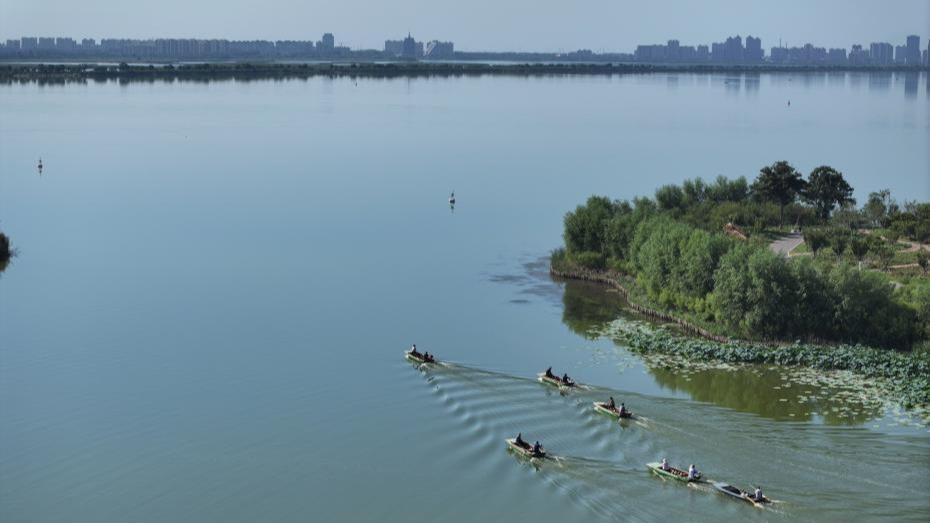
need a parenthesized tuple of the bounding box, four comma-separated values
(646, 462, 703, 483)
(37, 158, 43, 170)
(404, 350, 436, 364)
(538, 373, 574, 388)
(448, 191, 455, 205)
(505, 438, 546, 459)
(712, 482, 770, 507)
(592, 402, 633, 419)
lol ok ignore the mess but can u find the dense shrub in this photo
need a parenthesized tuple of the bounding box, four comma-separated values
(556, 163, 928, 350)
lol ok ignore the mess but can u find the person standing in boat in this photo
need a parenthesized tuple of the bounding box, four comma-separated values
(531, 441, 542, 456)
(618, 402, 627, 416)
(661, 458, 670, 471)
(753, 487, 764, 501)
(515, 433, 526, 448)
(606, 396, 615, 409)
(410, 344, 421, 357)
(544, 367, 554, 378)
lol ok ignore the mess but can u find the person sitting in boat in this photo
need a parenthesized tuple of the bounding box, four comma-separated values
(515, 433, 526, 448)
(618, 402, 627, 415)
(660, 458, 671, 471)
(606, 396, 615, 409)
(688, 464, 700, 480)
(545, 367, 554, 378)
(752, 487, 764, 501)
(531, 441, 542, 455)
(426, 353, 435, 362)
(561, 373, 572, 385)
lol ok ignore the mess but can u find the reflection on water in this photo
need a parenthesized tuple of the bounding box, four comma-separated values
(7, 71, 928, 99)
(647, 365, 882, 425)
(557, 276, 886, 425)
(558, 279, 626, 340)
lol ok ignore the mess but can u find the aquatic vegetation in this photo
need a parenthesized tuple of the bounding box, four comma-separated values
(598, 318, 930, 410)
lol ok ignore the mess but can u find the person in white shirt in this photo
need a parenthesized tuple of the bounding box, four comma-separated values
(661, 458, 670, 471)
(688, 464, 700, 480)
(753, 487, 764, 501)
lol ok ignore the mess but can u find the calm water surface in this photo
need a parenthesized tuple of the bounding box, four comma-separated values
(1, 72, 928, 522)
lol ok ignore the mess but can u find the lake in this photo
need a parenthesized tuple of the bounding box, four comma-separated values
(1, 71, 928, 522)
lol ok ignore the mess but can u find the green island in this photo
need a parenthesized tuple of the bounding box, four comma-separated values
(550, 161, 930, 408)
(1, 62, 927, 84)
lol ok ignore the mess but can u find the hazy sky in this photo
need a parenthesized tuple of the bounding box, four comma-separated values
(1, 0, 927, 52)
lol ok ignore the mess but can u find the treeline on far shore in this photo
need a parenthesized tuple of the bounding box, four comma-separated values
(552, 161, 930, 351)
(0, 61, 927, 84)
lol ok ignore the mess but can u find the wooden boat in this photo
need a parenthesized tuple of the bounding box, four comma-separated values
(712, 482, 770, 507)
(505, 438, 546, 459)
(404, 350, 435, 364)
(592, 402, 633, 419)
(646, 462, 703, 483)
(537, 373, 574, 388)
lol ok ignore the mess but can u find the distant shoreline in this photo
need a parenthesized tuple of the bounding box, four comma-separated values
(2, 61, 927, 83)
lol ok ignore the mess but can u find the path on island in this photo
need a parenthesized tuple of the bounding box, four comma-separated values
(769, 232, 804, 256)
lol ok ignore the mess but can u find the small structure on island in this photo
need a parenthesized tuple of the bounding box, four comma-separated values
(723, 222, 747, 241)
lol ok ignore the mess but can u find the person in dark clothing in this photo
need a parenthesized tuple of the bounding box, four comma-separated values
(515, 433, 526, 447)
(410, 344, 420, 357)
(531, 441, 542, 455)
(545, 367, 554, 378)
(606, 396, 615, 409)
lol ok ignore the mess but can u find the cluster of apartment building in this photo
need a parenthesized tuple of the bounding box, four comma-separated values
(0, 33, 351, 59)
(634, 35, 927, 66)
(383, 34, 454, 59)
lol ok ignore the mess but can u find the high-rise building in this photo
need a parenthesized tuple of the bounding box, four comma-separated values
(666, 39, 680, 62)
(5, 39, 20, 50)
(401, 33, 418, 59)
(81, 38, 96, 49)
(745, 36, 763, 62)
(847, 44, 866, 65)
(320, 33, 335, 51)
(827, 48, 847, 64)
(905, 35, 920, 65)
(384, 39, 404, 56)
(424, 40, 454, 59)
(55, 37, 76, 51)
(894, 45, 907, 64)
(38, 37, 55, 49)
(869, 42, 893, 64)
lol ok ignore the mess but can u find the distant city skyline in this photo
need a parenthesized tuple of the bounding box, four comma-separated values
(3, 31, 927, 67)
(0, 0, 927, 52)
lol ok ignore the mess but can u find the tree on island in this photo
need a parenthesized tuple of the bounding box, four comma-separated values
(863, 189, 897, 228)
(803, 228, 829, 256)
(750, 161, 805, 225)
(848, 236, 870, 271)
(803, 166, 855, 220)
(917, 250, 929, 275)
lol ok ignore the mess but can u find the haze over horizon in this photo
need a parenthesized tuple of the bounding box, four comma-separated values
(1, 0, 927, 52)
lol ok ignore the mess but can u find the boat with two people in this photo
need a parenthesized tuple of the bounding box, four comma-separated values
(647, 459, 703, 483)
(405, 344, 436, 364)
(592, 397, 633, 419)
(538, 367, 575, 388)
(505, 433, 546, 459)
